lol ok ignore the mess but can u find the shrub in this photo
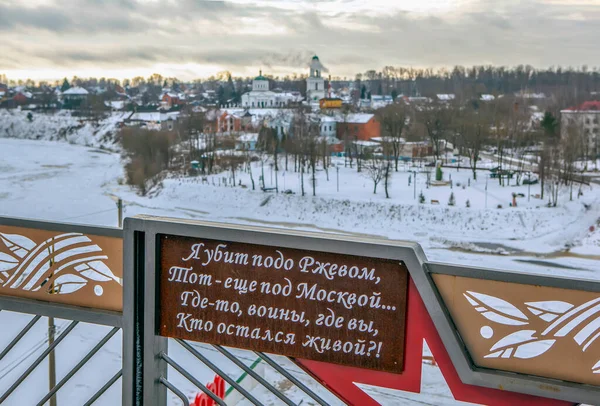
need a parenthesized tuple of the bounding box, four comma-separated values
(466, 199, 470, 208)
(419, 191, 426, 204)
(448, 192, 455, 206)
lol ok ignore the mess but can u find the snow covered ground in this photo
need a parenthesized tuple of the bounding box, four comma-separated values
(1, 138, 599, 405)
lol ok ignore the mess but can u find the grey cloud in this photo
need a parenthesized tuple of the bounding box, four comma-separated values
(1, 0, 600, 79)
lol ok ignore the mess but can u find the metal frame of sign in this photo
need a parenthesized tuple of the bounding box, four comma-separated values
(122, 215, 600, 406)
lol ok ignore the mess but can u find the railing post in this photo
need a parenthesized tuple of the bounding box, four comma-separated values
(143, 228, 168, 406)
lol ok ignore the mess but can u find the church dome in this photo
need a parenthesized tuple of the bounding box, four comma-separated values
(312, 55, 319, 61)
(254, 70, 268, 81)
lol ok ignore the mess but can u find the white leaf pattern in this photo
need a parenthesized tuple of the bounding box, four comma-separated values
(52, 274, 87, 294)
(526, 301, 574, 323)
(485, 330, 556, 359)
(0, 233, 36, 258)
(0, 252, 19, 272)
(465, 290, 600, 375)
(76, 261, 120, 283)
(464, 291, 529, 326)
(0, 232, 120, 296)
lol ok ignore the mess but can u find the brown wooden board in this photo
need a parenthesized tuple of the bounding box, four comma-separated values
(158, 234, 408, 373)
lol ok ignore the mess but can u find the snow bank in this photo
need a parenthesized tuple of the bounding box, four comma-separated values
(0, 109, 127, 150)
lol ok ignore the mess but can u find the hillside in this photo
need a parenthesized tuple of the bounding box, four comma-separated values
(0, 109, 128, 150)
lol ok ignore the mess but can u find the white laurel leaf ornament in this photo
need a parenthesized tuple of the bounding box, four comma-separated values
(51, 274, 88, 294)
(485, 330, 556, 359)
(525, 301, 574, 322)
(464, 291, 529, 326)
(74, 260, 120, 283)
(0, 233, 36, 258)
(0, 232, 120, 297)
(0, 252, 19, 272)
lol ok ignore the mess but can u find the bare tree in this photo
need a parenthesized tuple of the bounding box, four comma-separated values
(456, 103, 490, 180)
(364, 154, 386, 194)
(417, 102, 452, 161)
(377, 103, 408, 171)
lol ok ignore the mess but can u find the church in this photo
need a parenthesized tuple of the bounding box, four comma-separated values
(306, 55, 326, 102)
(241, 56, 327, 108)
(241, 72, 301, 109)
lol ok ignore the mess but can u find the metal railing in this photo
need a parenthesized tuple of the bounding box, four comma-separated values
(0, 216, 124, 405)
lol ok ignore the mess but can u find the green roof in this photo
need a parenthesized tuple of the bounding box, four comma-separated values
(255, 75, 268, 81)
(312, 55, 319, 60)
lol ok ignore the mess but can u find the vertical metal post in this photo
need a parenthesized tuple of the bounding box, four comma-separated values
(528, 173, 531, 202)
(336, 166, 339, 192)
(143, 227, 168, 406)
(118, 199, 123, 228)
(48, 238, 57, 406)
(413, 171, 416, 199)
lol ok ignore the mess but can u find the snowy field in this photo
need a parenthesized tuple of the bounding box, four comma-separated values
(1, 138, 599, 405)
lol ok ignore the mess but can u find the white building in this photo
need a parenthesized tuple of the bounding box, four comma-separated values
(306, 56, 326, 102)
(320, 116, 337, 138)
(561, 101, 600, 158)
(241, 72, 301, 109)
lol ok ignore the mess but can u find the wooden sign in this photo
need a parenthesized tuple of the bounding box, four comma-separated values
(158, 234, 408, 373)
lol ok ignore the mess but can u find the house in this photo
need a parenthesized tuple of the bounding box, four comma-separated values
(336, 113, 381, 141)
(320, 98, 343, 110)
(62, 87, 89, 101)
(161, 92, 185, 109)
(319, 116, 337, 139)
(126, 111, 179, 131)
(235, 133, 259, 151)
(203, 109, 242, 134)
(436, 94, 455, 102)
(561, 101, 600, 158)
(13, 91, 32, 106)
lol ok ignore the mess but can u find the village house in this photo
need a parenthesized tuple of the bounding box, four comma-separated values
(126, 111, 179, 131)
(161, 92, 185, 109)
(204, 110, 242, 134)
(336, 113, 381, 141)
(235, 133, 259, 151)
(61, 86, 89, 102)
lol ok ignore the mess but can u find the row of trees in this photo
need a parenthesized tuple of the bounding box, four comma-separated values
(123, 96, 591, 205)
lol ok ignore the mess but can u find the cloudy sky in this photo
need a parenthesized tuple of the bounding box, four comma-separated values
(1, 0, 599, 81)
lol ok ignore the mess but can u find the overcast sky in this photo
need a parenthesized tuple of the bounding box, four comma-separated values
(1, 0, 599, 82)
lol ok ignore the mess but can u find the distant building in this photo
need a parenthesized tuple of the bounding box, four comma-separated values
(320, 98, 343, 110)
(561, 101, 600, 158)
(336, 113, 381, 141)
(126, 112, 179, 131)
(241, 72, 300, 109)
(318, 116, 337, 139)
(306, 56, 326, 102)
(235, 133, 259, 151)
(62, 86, 89, 101)
(436, 94, 455, 102)
(161, 92, 185, 109)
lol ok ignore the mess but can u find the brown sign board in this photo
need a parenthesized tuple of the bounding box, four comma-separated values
(433, 273, 600, 386)
(0, 224, 123, 311)
(158, 234, 409, 373)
